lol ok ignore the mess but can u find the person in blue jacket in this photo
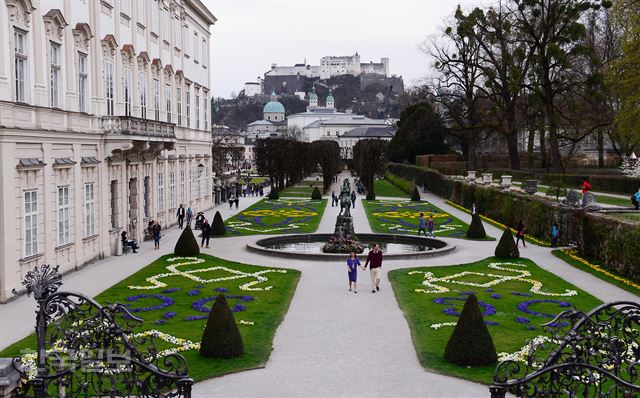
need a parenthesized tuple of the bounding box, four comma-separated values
(346, 251, 363, 293)
(631, 190, 640, 210)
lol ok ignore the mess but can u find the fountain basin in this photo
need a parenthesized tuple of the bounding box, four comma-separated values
(247, 233, 455, 261)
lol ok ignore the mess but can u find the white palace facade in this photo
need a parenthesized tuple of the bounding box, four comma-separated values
(0, 0, 216, 302)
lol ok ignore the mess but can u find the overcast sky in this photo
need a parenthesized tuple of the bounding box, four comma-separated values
(203, 0, 487, 99)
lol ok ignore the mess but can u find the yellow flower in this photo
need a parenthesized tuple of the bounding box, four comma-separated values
(561, 249, 640, 291)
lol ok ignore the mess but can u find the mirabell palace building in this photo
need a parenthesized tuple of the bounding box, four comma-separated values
(0, 0, 216, 302)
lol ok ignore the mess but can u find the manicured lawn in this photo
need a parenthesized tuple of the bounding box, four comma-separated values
(373, 179, 410, 198)
(552, 249, 640, 296)
(279, 182, 323, 198)
(608, 212, 640, 222)
(362, 199, 472, 239)
(224, 198, 327, 235)
(593, 194, 631, 207)
(0, 254, 300, 382)
(389, 257, 602, 385)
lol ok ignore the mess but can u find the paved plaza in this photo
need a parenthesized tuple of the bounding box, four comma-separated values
(1, 173, 636, 397)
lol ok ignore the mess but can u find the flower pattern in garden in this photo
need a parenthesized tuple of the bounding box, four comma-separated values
(225, 199, 324, 235)
(365, 200, 466, 237)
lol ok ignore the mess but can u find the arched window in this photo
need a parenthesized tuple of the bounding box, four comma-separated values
(73, 23, 93, 113)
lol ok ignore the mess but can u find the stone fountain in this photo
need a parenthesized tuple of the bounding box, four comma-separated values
(322, 178, 364, 253)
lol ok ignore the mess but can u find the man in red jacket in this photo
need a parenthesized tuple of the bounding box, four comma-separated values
(364, 244, 383, 293)
(581, 179, 592, 207)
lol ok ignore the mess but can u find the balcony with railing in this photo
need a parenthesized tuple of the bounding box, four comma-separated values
(100, 116, 176, 139)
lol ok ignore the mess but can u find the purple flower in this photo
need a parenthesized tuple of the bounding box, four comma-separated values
(490, 293, 502, 299)
(433, 297, 447, 305)
(124, 294, 174, 312)
(443, 307, 459, 316)
(485, 321, 499, 326)
(162, 288, 180, 293)
(526, 326, 536, 331)
(460, 291, 475, 295)
(184, 315, 208, 321)
(162, 311, 177, 319)
(154, 319, 167, 325)
(511, 292, 533, 297)
(232, 304, 247, 312)
(188, 289, 200, 296)
(435, 296, 496, 317)
(517, 299, 574, 319)
(215, 287, 228, 293)
(516, 316, 530, 324)
(192, 297, 216, 313)
(240, 295, 255, 302)
(485, 288, 494, 292)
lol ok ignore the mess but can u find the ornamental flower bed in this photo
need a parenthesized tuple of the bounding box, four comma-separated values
(389, 257, 602, 385)
(362, 199, 471, 239)
(0, 254, 301, 383)
(224, 198, 327, 236)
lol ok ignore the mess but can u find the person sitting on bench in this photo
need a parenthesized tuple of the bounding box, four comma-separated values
(632, 189, 640, 210)
(120, 231, 139, 253)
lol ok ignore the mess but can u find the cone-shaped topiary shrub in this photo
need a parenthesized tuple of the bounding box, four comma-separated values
(466, 214, 487, 239)
(411, 186, 421, 201)
(444, 294, 497, 366)
(366, 191, 376, 200)
(267, 189, 279, 200)
(174, 226, 200, 256)
(199, 294, 244, 358)
(311, 186, 322, 200)
(495, 228, 520, 259)
(211, 211, 225, 236)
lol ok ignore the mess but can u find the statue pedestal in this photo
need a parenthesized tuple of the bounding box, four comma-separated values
(322, 216, 364, 254)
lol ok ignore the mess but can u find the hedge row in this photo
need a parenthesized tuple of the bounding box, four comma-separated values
(384, 172, 413, 195)
(386, 163, 640, 283)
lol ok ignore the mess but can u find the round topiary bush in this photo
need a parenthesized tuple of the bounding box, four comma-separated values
(495, 228, 520, 259)
(444, 294, 497, 366)
(199, 294, 244, 358)
(466, 214, 487, 239)
(366, 191, 376, 200)
(411, 186, 421, 201)
(311, 186, 322, 200)
(267, 189, 279, 200)
(174, 226, 200, 256)
(211, 211, 225, 236)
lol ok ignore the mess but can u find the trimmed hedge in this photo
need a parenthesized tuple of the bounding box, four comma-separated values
(267, 189, 279, 200)
(539, 174, 640, 195)
(384, 172, 413, 194)
(385, 163, 640, 283)
(411, 187, 421, 201)
(444, 294, 497, 366)
(311, 186, 322, 200)
(466, 214, 487, 239)
(174, 226, 200, 256)
(495, 229, 520, 259)
(199, 294, 244, 358)
(211, 211, 226, 236)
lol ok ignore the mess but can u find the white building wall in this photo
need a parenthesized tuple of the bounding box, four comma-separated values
(0, 0, 217, 302)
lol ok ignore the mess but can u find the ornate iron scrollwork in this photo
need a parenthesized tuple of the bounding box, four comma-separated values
(490, 301, 640, 397)
(12, 265, 193, 397)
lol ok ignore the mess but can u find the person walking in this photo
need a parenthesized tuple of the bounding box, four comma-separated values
(581, 178, 592, 207)
(551, 222, 559, 248)
(427, 215, 435, 237)
(346, 251, 362, 293)
(152, 220, 162, 250)
(631, 189, 640, 210)
(417, 213, 428, 237)
(516, 221, 526, 248)
(331, 191, 337, 207)
(350, 191, 356, 208)
(176, 204, 185, 229)
(364, 244, 383, 293)
(186, 206, 194, 228)
(200, 218, 211, 248)
(471, 203, 477, 215)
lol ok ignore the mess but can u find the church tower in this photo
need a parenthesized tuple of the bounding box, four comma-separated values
(326, 89, 335, 109)
(308, 86, 318, 107)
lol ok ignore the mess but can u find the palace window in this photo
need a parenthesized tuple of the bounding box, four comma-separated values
(50, 43, 61, 108)
(143, 176, 151, 218)
(186, 91, 191, 127)
(124, 67, 132, 116)
(202, 39, 207, 68)
(78, 53, 88, 112)
(84, 183, 95, 237)
(157, 172, 164, 212)
(110, 180, 118, 229)
(104, 60, 114, 115)
(139, 71, 147, 118)
(193, 32, 199, 62)
(150, 0, 158, 33)
(179, 170, 185, 204)
(165, 83, 171, 123)
(24, 190, 38, 257)
(138, 0, 146, 26)
(14, 29, 28, 103)
(195, 93, 200, 129)
(174, 15, 181, 47)
(153, 78, 160, 121)
(58, 186, 70, 246)
(169, 171, 176, 208)
(203, 94, 208, 130)
(176, 87, 182, 126)
(162, 7, 169, 40)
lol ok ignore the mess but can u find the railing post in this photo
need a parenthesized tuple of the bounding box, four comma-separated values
(489, 386, 506, 398)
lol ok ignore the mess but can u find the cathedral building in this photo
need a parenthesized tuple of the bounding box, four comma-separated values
(0, 0, 216, 302)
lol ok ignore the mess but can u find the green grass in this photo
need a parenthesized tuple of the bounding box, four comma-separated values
(389, 257, 602, 385)
(552, 249, 640, 296)
(224, 198, 327, 236)
(373, 179, 410, 198)
(279, 182, 323, 198)
(607, 212, 640, 222)
(0, 254, 300, 382)
(593, 194, 632, 207)
(362, 199, 486, 240)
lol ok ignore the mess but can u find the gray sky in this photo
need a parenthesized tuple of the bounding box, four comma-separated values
(203, 0, 485, 99)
